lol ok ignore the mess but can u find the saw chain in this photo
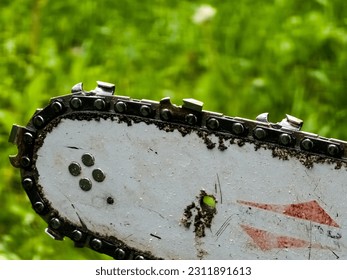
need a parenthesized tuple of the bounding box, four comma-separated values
(9, 81, 347, 259)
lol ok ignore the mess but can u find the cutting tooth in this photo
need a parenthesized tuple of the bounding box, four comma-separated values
(256, 112, 269, 123)
(95, 81, 115, 95)
(71, 82, 84, 94)
(45, 228, 64, 241)
(278, 114, 303, 131)
(8, 125, 24, 168)
(182, 98, 203, 112)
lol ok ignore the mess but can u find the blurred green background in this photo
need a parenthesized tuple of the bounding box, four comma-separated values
(1, 0, 347, 259)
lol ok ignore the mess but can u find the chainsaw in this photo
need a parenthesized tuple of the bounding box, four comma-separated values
(9, 81, 347, 260)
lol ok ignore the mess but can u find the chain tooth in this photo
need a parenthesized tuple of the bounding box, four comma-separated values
(95, 81, 115, 95)
(45, 228, 64, 240)
(71, 82, 84, 94)
(182, 98, 203, 111)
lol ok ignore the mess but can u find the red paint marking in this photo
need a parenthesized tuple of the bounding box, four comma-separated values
(237, 200, 339, 228)
(241, 225, 319, 250)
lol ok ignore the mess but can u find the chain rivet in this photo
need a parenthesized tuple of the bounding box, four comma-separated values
(279, 133, 292, 146)
(23, 132, 34, 145)
(160, 109, 171, 121)
(50, 218, 61, 229)
(33, 115, 44, 128)
(327, 144, 339, 156)
(79, 178, 92, 191)
(91, 238, 103, 250)
(254, 127, 267, 140)
(115, 101, 127, 113)
(232, 123, 245, 135)
(207, 118, 219, 130)
(34, 202, 45, 213)
(51, 101, 63, 113)
(22, 178, 34, 189)
(115, 248, 125, 259)
(140, 105, 151, 117)
(135, 255, 145, 260)
(185, 114, 197, 125)
(92, 168, 106, 182)
(72, 230, 83, 241)
(301, 138, 314, 150)
(20, 156, 31, 168)
(70, 97, 82, 109)
(82, 153, 95, 167)
(94, 99, 106, 110)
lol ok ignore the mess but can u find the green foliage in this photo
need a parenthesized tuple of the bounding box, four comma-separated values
(1, 0, 346, 259)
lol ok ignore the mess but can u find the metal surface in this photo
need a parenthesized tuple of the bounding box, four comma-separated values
(8, 81, 347, 259)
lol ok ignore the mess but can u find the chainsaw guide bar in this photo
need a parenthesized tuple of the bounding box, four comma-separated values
(9, 81, 347, 259)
